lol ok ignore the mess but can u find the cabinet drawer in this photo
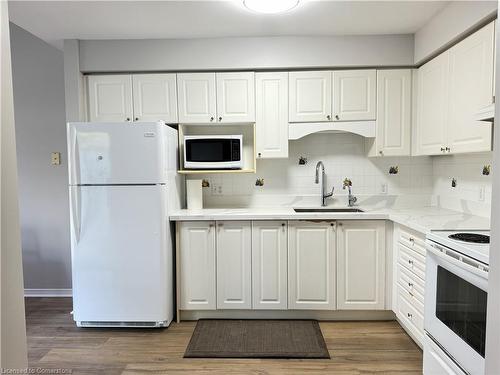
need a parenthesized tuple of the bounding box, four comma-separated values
(397, 264, 425, 308)
(398, 243, 426, 280)
(398, 227, 426, 256)
(397, 285, 424, 336)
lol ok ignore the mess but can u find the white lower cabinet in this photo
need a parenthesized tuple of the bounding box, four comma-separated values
(216, 221, 252, 309)
(393, 224, 426, 348)
(337, 221, 386, 310)
(288, 221, 336, 310)
(252, 221, 288, 310)
(179, 221, 216, 310)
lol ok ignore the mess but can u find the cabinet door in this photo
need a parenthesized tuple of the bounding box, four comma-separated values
(333, 70, 376, 121)
(416, 53, 449, 155)
(289, 71, 332, 123)
(337, 221, 385, 310)
(252, 221, 288, 310)
(216, 221, 252, 309)
(179, 221, 216, 310)
(132, 74, 178, 123)
(177, 73, 217, 123)
(216, 72, 255, 123)
(288, 221, 336, 310)
(447, 22, 494, 154)
(87, 75, 133, 122)
(376, 70, 412, 156)
(255, 72, 289, 159)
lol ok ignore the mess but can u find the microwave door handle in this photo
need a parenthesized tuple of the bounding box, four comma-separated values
(426, 245, 488, 279)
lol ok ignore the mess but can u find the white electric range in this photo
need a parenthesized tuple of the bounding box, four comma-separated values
(424, 230, 490, 375)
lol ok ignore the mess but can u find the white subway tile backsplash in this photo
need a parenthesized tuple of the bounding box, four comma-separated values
(185, 134, 492, 216)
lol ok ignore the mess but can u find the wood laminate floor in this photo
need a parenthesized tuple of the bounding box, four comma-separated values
(25, 298, 422, 374)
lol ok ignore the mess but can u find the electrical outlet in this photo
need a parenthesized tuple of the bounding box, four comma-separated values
(51, 152, 61, 166)
(479, 186, 486, 202)
(380, 183, 388, 195)
(211, 180, 224, 196)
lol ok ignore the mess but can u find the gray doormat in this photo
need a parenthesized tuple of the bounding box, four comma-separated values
(184, 319, 330, 359)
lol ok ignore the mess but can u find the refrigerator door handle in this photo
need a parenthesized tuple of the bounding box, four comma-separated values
(70, 131, 81, 185)
(71, 186, 82, 243)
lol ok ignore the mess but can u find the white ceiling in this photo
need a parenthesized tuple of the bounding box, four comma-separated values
(8, 0, 450, 50)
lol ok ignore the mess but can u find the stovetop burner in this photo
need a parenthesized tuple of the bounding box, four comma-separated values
(448, 233, 490, 244)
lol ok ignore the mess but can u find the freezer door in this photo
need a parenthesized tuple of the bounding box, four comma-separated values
(68, 122, 170, 185)
(70, 185, 173, 324)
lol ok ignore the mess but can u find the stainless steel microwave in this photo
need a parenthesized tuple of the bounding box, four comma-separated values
(183, 135, 243, 169)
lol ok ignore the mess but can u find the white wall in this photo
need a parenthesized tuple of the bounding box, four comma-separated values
(484, 2, 500, 372)
(188, 133, 434, 208)
(0, 2, 28, 369)
(414, 1, 497, 64)
(10, 24, 71, 290)
(78, 34, 414, 73)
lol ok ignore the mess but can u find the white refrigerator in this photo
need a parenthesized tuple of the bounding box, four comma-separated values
(67, 121, 183, 327)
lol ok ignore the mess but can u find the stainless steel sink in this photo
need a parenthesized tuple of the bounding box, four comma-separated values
(293, 208, 364, 213)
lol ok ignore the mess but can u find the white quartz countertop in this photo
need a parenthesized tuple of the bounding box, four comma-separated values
(169, 206, 490, 235)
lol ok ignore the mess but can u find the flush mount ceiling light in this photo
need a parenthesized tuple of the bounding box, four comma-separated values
(243, 0, 300, 14)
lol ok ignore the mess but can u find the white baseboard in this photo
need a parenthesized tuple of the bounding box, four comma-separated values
(24, 289, 72, 297)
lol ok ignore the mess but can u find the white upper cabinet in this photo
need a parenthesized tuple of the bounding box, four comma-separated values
(333, 70, 376, 121)
(216, 72, 255, 123)
(415, 52, 450, 155)
(255, 72, 289, 159)
(132, 74, 178, 123)
(415, 22, 495, 156)
(446, 22, 494, 154)
(337, 221, 386, 310)
(252, 221, 288, 310)
(216, 221, 252, 309)
(179, 221, 216, 310)
(288, 221, 336, 310)
(87, 75, 133, 122)
(177, 73, 217, 124)
(289, 71, 332, 123)
(369, 69, 412, 157)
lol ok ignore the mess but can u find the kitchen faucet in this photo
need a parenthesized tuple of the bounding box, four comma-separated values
(343, 178, 358, 207)
(315, 161, 334, 206)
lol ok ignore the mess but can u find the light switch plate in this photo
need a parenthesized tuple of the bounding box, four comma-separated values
(51, 152, 61, 166)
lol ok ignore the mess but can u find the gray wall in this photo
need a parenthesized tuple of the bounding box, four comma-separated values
(1, 4, 28, 367)
(10, 23, 71, 290)
(78, 34, 415, 73)
(414, 1, 497, 64)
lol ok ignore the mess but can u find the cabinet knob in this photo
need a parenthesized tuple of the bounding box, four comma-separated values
(282, 223, 285, 226)
(210, 116, 214, 122)
(408, 282, 413, 287)
(134, 117, 139, 121)
(408, 259, 414, 265)
(327, 115, 331, 120)
(407, 312, 413, 319)
(335, 115, 340, 120)
(218, 116, 223, 122)
(379, 150, 384, 156)
(440, 147, 446, 152)
(445, 147, 451, 152)
(258, 153, 262, 158)
(126, 118, 131, 122)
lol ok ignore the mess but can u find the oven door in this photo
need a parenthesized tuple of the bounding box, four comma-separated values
(425, 241, 488, 375)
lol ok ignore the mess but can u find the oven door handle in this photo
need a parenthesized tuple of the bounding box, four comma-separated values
(427, 245, 488, 279)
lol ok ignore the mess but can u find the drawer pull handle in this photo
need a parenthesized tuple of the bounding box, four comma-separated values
(408, 260, 414, 265)
(407, 312, 413, 319)
(408, 282, 413, 287)
(409, 238, 415, 244)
